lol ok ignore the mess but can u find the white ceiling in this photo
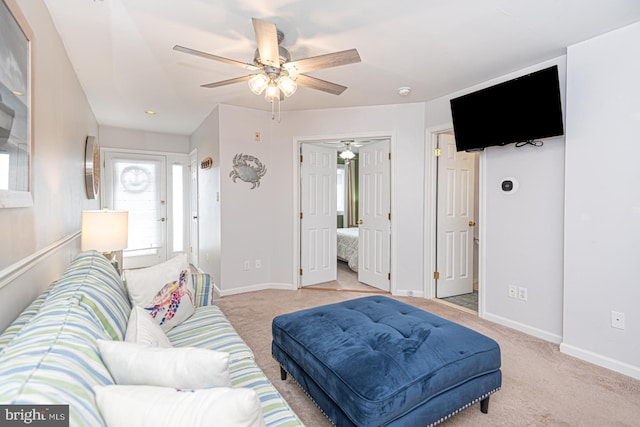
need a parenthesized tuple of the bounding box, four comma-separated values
(43, 0, 640, 136)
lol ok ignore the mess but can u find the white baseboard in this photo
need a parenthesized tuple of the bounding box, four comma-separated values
(483, 311, 563, 344)
(392, 289, 425, 298)
(560, 343, 640, 380)
(217, 282, 296, 297)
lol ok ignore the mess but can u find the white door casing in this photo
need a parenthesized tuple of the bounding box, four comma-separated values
(358, 140, 390, 291)
(436, 134, 475, 298)
(300, 144, 337, 286)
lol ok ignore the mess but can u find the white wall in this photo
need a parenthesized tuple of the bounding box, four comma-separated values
(99, 126, 190, 154)
(425, 57, 567, 342)
(561, 22, 640, 378)
(191, 103, 426, 296)
(189, 106, 221, 287)
(286, 104, 427, 295)
(0, 0, 98, 331)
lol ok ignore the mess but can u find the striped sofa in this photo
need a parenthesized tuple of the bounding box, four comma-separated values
(0, 251, 303, 427)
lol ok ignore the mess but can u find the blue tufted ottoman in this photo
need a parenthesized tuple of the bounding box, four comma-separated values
(272, 296, 501, 426)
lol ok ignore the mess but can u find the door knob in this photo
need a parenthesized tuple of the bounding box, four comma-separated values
(468, 220, 476, 227)
(192, 216, 198, 219)
(357, 219, 364, 225)
(157, 218, 166, 222)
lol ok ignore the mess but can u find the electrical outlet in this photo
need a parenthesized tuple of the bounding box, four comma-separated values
(518, 287, 528, 301)
(243, 260, 250, 271)
(508, 285, 517, 299)
(611, 311, 625, 329)
(255, 259, 261, 269)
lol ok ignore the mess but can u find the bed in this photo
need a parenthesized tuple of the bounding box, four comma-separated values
(337, 227, 358, 272)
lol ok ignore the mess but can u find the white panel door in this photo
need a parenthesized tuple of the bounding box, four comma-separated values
(103, 152, 167, 269)
(301, 144, 337, 286)
(436, 134, 475, 298)
(358, 140, 390, 291)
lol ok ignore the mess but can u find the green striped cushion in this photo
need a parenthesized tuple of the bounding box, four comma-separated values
(0, 287, 51, 352)
(230, 359, 304, 427)
(0, 301, 115, 427)
(167, 305, 254, 362)
(45, 251, 131, 341)
(192, 273, 214, 307)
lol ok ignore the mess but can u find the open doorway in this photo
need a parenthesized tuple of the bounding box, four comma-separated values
(429, 131, 480, 313)
(298, 137, 391, 292)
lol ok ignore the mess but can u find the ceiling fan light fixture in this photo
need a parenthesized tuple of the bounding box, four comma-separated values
(339, 147, 356, 160)
(248, 73, 269, 95)
(265, 80, 280, 103)
(278, 75, 297, 97)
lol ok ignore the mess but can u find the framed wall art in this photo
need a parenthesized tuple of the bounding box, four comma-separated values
(0, 0, 33, 208)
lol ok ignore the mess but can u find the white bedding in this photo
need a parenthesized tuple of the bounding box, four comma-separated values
(337, 227, 358, 272)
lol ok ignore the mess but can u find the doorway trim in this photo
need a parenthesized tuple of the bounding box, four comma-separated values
(292, 131, 397, 293)
(424, 124, 487, 318)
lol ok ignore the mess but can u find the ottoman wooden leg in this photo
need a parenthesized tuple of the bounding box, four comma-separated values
(280, 366, 287, 381)
(480, 396, 490, 414)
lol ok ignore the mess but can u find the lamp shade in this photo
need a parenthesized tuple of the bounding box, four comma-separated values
(81, 210, 129, 252)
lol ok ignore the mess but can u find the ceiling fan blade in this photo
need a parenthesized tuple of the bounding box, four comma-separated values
(283, 49, 361, 74)
(173, 45, 260, 72)
(252, 18, 280, 68)
(295, 74, 348, 95)
(200, 74, 254, 88)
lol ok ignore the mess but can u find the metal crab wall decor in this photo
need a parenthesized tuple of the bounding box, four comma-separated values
(229, 153, 267, 189)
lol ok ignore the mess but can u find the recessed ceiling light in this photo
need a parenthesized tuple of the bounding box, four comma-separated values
(11, 90, 24, 96)
(397, 86, 411, 96)
(144, 110, 157, 115)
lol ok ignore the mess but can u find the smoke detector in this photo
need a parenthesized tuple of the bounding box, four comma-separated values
(397, 86, 411, 96)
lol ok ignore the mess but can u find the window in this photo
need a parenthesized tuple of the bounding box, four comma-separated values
(337, 164, 345, 214)
(172, 163, 184, 252)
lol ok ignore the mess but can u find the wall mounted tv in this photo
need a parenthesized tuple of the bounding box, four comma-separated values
(450, 65, 564, 152)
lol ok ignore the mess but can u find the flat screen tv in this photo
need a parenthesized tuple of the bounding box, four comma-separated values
(450, 65, 564, 152)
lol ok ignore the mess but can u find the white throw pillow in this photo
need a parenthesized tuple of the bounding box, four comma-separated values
(123, 254, 195, 332)
(94, 385, 266, 427)
(97, 340, 231, 388)
(124, 306, 172, 348)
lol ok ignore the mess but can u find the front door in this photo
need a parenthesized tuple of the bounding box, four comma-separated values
(436, 134, 475, 298)
(300, 143, 337, 286)
(357, 140, 390, 291)
(103, 152, 167, 269)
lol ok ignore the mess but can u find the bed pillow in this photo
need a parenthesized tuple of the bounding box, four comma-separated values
(124, 306, 172, 348)
(94, 385, 265, 427)
(123, 254, 195, 332)
(97, 340, 231, 388)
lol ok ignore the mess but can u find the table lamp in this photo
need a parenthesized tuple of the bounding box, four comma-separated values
(81, 209, 128, 273)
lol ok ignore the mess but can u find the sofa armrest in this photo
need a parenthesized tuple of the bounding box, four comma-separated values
(192, 273, 215, 307)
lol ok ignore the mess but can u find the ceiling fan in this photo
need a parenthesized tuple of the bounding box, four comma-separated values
(339, 140, 362, 160)
(173, 18, 361, 105)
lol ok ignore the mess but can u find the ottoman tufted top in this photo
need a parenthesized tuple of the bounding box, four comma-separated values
(272, 295, 501, 425)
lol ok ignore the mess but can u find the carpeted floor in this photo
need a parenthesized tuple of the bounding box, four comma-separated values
(215, 289, 640, 426)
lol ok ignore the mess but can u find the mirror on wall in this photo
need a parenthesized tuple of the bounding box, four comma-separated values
(0, 0, 32, 208)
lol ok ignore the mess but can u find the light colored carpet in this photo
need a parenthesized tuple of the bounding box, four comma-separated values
(215, 289, 640, 426)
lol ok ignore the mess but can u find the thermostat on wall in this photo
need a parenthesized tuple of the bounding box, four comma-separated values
(501, 177, 518, 193)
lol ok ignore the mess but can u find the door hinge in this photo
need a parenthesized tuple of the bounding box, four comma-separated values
(299, 268, 303, 276)
(434, 148, 441, 157)
(388, 212, 391, 220)
(388, 152, 391, 160)
(388, 272, 391, 280)
(434, 271, 440, 280)
(300, 212, 303, 219)
(300, 154, 303, 163)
